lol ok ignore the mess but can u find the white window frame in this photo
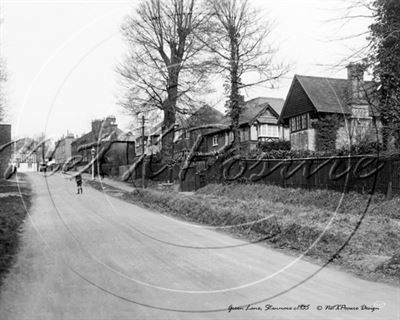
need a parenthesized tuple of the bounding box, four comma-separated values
(267, 125, 279, 137)
(212, 135, 218, 146)
(259, 124, 268, 136)
(302, 114, 307, 129)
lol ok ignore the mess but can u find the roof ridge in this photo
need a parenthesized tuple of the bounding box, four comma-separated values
(246, 96, 284, 101)
(295, 74, 347, 82)
(296, 74, 375, 84)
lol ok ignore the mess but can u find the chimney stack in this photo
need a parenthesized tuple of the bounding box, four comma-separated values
(346, 62, 366, 104)
(91, 119, 102, 137)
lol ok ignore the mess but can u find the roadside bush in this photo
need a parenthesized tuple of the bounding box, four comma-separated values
(0, 176, 31, 286)
(258, 140, 291, 152)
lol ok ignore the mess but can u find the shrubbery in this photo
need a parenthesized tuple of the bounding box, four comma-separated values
(244, 140, 398, 160)
(0, 175, 31, 286)
(258, 140, 291, 152)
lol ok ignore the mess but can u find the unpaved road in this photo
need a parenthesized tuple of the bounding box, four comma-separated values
(0, 172, 398, 319)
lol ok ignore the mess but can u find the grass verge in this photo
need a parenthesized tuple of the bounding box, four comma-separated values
(86, 179, 400, 285)
(0, 174, 31, 287)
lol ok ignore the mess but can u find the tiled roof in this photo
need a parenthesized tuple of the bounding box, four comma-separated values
(239, 97, 285, 124)
(295, 75, 377, 115)
(203, 97, 285, 136)
(296, 75, 351, 114)
(185, 105, 225, 127)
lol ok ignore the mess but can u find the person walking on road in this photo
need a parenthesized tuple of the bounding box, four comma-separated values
(75, 174, 83, 194)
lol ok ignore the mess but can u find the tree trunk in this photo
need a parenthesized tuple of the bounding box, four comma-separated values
(161, 69, 179, 160)
(229, 28, 241, 152)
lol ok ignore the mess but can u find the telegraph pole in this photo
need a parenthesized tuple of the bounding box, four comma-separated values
(42, 141, 45, 174)
(141, 115, 146, 189)
(91, 147, 96, 180)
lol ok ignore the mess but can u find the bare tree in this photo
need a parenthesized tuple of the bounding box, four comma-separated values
(204, 0, 287, 150)
(118, 0, 212, 159)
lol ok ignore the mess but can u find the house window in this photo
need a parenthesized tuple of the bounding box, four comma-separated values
(260, 124, 267, 136)
(259, 124, 279, 137)
(267, 125, 279, 137)
(302, 114, 307, 129)
(290, 113, 309, 133)
(212, 135, 218, 146)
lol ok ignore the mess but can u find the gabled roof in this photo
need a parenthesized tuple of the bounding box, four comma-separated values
(201, 97, 285, 136)
(185, 105, 225, 127)
(279, 74, 378, 122)
(296, 75, 352, 114)
(239, 97, 284, 124)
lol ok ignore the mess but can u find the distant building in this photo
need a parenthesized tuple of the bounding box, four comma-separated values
(132, 109, 164, 157)
(279, 63, 381, 151)
(11, 138, 39, 171)
(71, 116, 122, 163)
(71, 116, 135, 176)
(53, 132, 75, 165)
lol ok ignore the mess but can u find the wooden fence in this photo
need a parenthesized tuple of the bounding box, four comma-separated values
(180, 155, 400, 195)
(118, 155, 400, 196)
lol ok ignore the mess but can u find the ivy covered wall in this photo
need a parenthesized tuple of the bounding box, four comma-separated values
(312, 114, 342, 152)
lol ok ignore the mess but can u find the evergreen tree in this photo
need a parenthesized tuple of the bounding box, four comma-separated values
(369, 0, 400, 148)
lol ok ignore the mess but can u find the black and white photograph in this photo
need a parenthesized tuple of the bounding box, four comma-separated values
(0, 0, 399, 319)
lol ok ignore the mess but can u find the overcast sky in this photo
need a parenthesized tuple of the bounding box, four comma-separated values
(1, 0, 372, 139)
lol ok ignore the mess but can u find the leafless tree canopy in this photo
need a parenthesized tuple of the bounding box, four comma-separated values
(206, 0, 286, 89)
(118, 0, 212, 122)
(203, 0, 287, 148)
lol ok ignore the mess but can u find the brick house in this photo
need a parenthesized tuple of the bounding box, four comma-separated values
(71, 116, 123, 163)
(279, 63, 380, 151)
(200, 97, 289, 153)
(53, 133, 75, 165)
(71, 116, 135, 175)
(174, 105, 225, 158)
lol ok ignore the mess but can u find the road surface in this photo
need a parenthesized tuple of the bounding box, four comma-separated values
(0, 172, 398, 319)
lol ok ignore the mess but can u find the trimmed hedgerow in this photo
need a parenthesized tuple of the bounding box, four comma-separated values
(258, 140, 291, 152)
